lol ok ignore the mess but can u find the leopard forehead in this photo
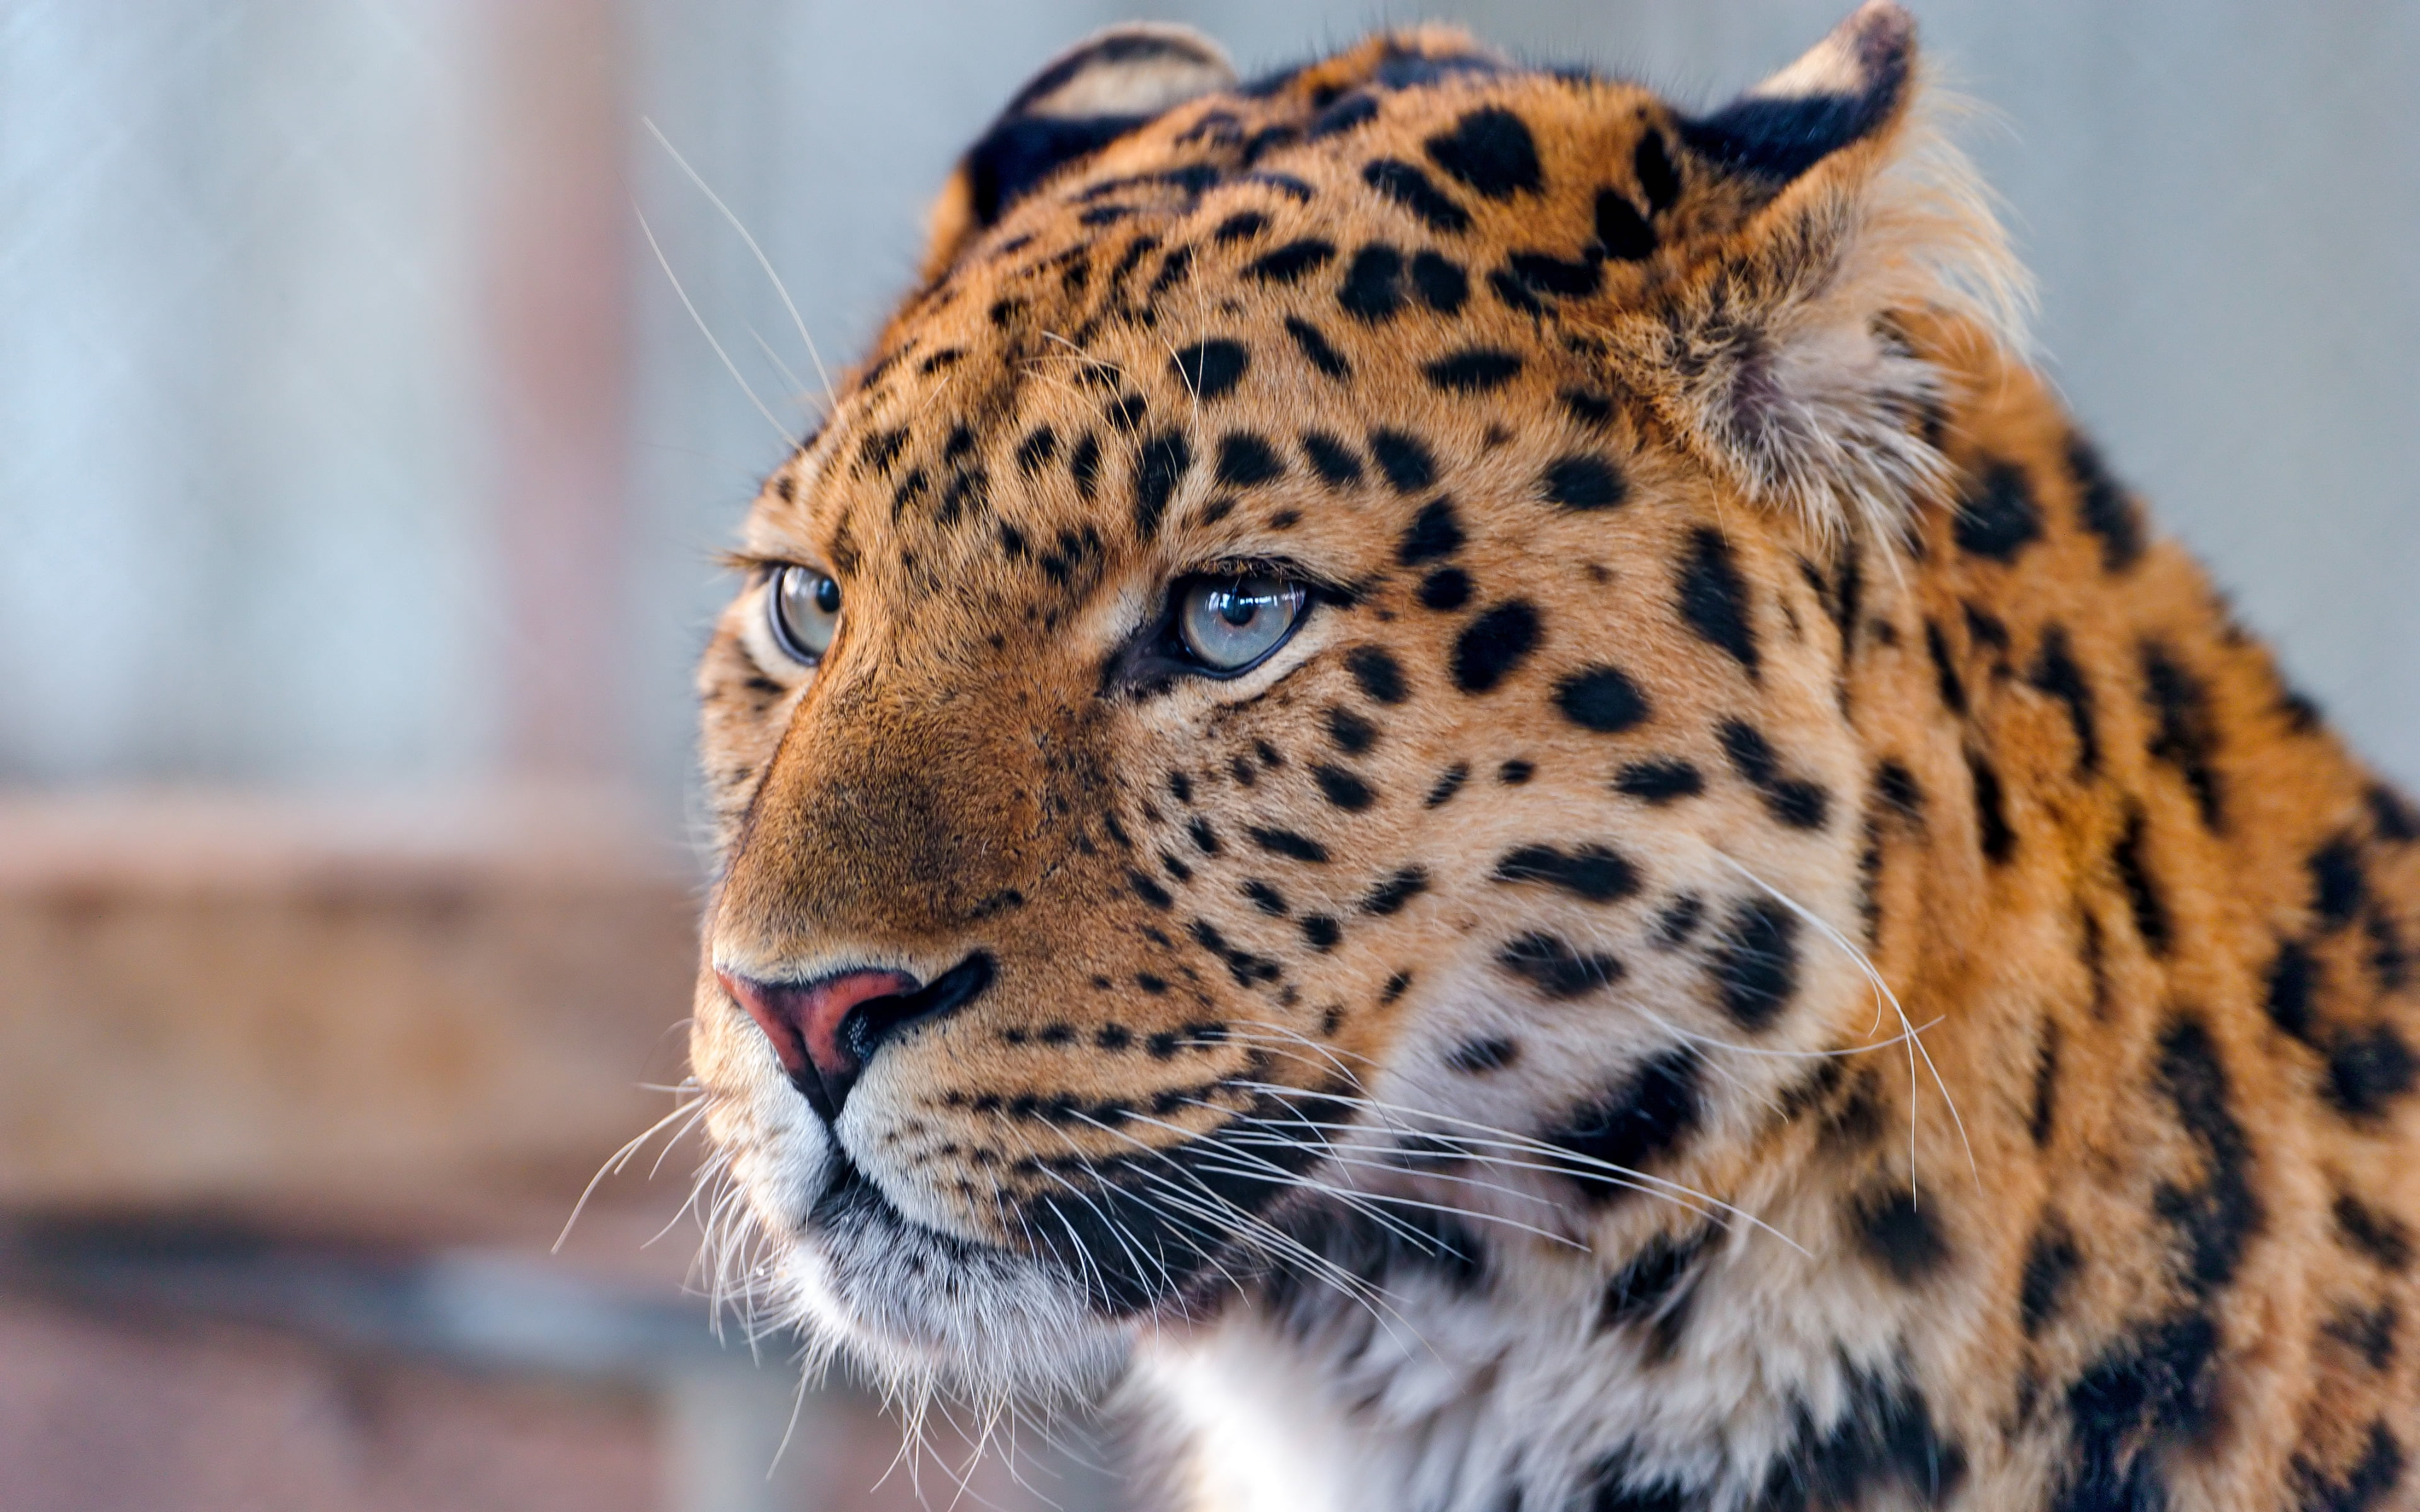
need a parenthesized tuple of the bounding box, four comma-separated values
(756, 62, 1737, 594)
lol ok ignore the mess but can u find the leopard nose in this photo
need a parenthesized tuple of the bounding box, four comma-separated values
(716, 953, 994, 1120)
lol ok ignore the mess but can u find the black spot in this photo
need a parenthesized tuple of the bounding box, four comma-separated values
(1925, 618, 1967, 716)
(1248, 827, 1328, 864)
(1546, 1048, 1703, 1204)
(1410, 250, 1468, 312)
(1148, 244, 1194, 294)
(1598, 1225, 1710, 1359)
(1300, 431, 1362, 486)
(1417, 568, 1472, 610)
(1214, 432, 1285, 488)
(2028, 625, 2101, 776)
(2141, 640, 2225, 830)
(1337, 243, 1404, 322)
(2153, 1016, 2262, 1295)
(1559, 387, 1616, 430)
(1592, 188, 1656, 260)
(1362, 158, 1472, 234)
(1103, 392, 1148, 433)
(1497, 249, 1601, 302)
(1424, 763, 1469, 808)
(1497, 759, 1533, 786)
(2020, 1220, 2081, 1337)
(2114, 807, 2170, 956)
(2032, 1017, 2061, 1146)
(2056, 1313, 2223, 1512)
(1424, 348, 1523, 393)
(1719, 721, 1831, 831)
(1499, 933, 1623, 1000)
(2337, 1193, 2414, 1271)
(1283, 316, 1352, 379)
(1325, 705, 1377, 754)
(1618, 760, 1703, 804)
(1678, 527, 1759, 675)
(857, 426, 910, 475)
(2371, 785, 2420, 844)
(2324, 1302, 2400, 1373)
(1190, 920, 1281, 988)
(1247, 238, 1335, 284)
(1131, 431, 1190, 541)
(2069, 434, 2145, 573)
(1875, 759, 1925, 822)
(1954, 460, 2043, 563)
(1448, 1037, 1518, 1074)
(1363, 866, 1429, 916)
(1229, 880, 1285, 920)
(1397, 498, 1465, 564)
(1300, 914, 1341, 951)
(2293, 1421, 2406, 1512)
(1211, 210, 1268, 244)
(1655, 894, 1705, 949)
(2267, 940, 2320, 1044)
(2327, 1026, 2419, 1120)
(1539, 452, 1628, 513)
(1493, 843, 1641, 905)
(1380, 970, 1412, 1004)
(1424, 106, 1541, 198)
(1346, 645, 1409, 704)
(1451, 601, 1543, 694)
(1306, 91, 1379, 140)
(1012, 426, 1057, 476)
(2313, 837, 2367, 929)
(1710, 896, 1800, 1030)
(1170, 340, 1248, 400)
(1553, 665, 1649, 733)
(1368, 429, 1437, 493)
(1313, 764, 1376, 812)
(1968, 749, 2016, 863)
(1127, 869, 1173, 910)
(2371, 908, 2412, 992)
(1633, 129, 1681, 212)
(1067, 431, 1103, 501)
(1855, 1188, 1950, 1283)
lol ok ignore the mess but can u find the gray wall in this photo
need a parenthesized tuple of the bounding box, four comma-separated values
(10, 1, 2419, 808)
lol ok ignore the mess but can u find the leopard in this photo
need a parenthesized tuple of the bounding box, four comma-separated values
(683, 6, 2420, 1508)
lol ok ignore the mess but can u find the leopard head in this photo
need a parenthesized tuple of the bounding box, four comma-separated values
(688, 2, 2020, 1402)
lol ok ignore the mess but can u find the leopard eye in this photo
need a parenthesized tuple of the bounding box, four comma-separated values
(1175, 574, 1307, 674)
(769, 564, 841, 664)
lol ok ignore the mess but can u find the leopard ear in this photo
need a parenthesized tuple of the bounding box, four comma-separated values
(1608, 1, 2029, 540)
(1678, 0, 1915, 188)
(921, 25, 1235, 280)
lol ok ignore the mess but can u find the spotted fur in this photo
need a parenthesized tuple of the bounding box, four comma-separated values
(688, 8, 2420, 1509)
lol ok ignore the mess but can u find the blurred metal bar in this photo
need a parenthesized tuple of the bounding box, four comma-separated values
(484, 0, 637, 777)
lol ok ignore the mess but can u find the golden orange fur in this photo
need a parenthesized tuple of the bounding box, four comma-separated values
(686, 9, 2420, 1508)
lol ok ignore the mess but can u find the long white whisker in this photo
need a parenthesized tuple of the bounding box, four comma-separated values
(556, 1092, 706, 1252)
(643, 117, 837, 409)
(635, 202, 797, 447)
(1715, 852, 1979, 1195)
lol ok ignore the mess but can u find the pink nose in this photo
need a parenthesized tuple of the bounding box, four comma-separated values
(717, 967, 916, 1118)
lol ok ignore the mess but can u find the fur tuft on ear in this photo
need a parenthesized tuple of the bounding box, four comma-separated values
(1605, 2, 2032, 542)
(921, 25, 1235, 282)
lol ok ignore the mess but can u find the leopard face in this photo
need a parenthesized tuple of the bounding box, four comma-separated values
(688, 9, 2000, 1402)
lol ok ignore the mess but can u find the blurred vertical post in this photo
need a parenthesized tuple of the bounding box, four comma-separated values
(485, 0, 633, 779)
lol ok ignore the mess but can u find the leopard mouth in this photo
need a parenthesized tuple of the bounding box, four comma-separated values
(783, 1082, 1362, 1390)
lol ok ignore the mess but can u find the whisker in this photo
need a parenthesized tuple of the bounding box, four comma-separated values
(643, 116, 838, 410)
(635, 201, 797, 447)
(1715, 852, 1979, 1196)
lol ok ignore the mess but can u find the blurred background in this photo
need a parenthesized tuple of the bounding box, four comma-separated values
(3, 1, 2415, 1508)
